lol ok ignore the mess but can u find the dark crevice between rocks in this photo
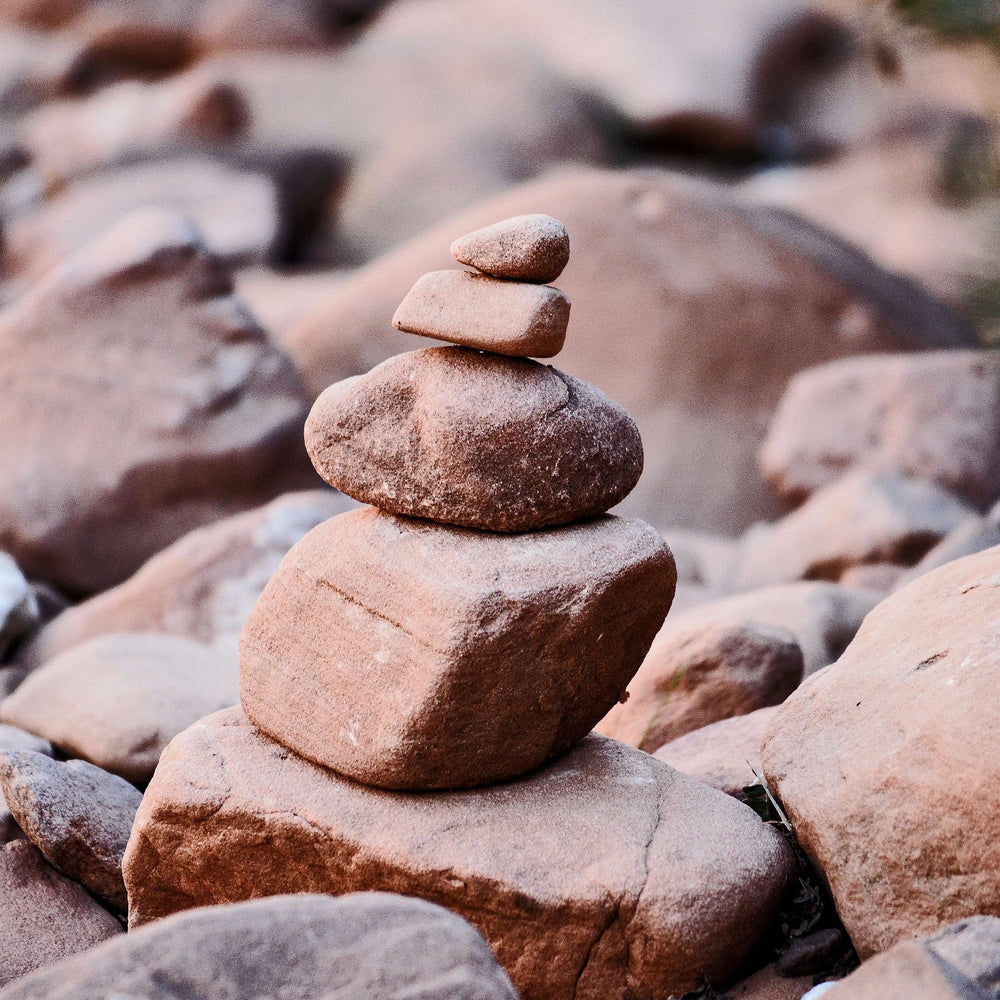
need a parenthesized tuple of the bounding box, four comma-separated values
(717, 781, 860, 995)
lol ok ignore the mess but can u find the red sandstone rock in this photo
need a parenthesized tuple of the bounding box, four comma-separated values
(0, 751, 141, 913)
(283, 168, 974, 535)
(123, 708, 795, 999)
(3, 158, 282, 283)
(14, 491, 355, 674)
(0, 210, 314, 595)
(596, 619, 801, 753)
(822, 916, 1000, 999)
(0, 892, 520, 1000)
(734, 471, 973, 588)
(667, 582, 880, 678)
(761, 351, 1000, 509)
(305, 347, 643, 533)
(1, 633, 239, 785)
(761, 544, 1000, 957)
(19, 74, 248, 187)
(0, 841, 121, 987)
(240, 507, 674, 789)
(653, 706, 778, 797)
(450, 214, 570, 282)
(391, 270, 569, 358)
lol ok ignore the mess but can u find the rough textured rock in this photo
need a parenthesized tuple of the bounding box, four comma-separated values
(0, 841, 122, 987)
(673, 582, 880, 677)
(305, 347, 643, 533)
(1, 633, 239, 785)
(0, 892, 520, 1000)
(241, 507, 675, 790)
(653, 706, 777, 797)
(823, 916, 1000, 999)
(734, 472, 974, 589)
(0, 210, 314, 595)
(0, 726, 53, 845)
(761, 351, 1000, 509)
(0, 751, 141, 914)
(283, 167, 975, 535)
(596, 619, 801, 753)
(123, 708, 795, 999)
(14, 491, 355, 673)
(450, 214, 570, 282)
(0, 554, 37, 659)
(3, 157, 282, 284)
(761, 544, 1000, 958)
(391, 270, 569, 357)
(18, 74, 249, 187)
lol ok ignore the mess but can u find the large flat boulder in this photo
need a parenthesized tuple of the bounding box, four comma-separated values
(124, 708, 795, 1000)
(761, 544, 1000, 957)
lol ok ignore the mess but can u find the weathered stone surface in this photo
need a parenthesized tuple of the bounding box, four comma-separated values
(123, 708, 795, 999)
(284, 168, 974, 535)
(822, 916, 1000, 999)
(15, 491, 355, 673)
(4, 158, 282, 284)
(0, 892, 520, 1000)
(0, 751, 141, 914)
(0, 840, 121, 987)
(761, 351, 1000, 509)
(1, 633, 239, 785)
(0, 210, 314, 595)
(761, 544, 1000, 958)
(735, 472, 973, 589)
(450, 214, 570, 282)
(391, 270, 569, 357)
(654, 706, 777, 797)
(0, 554, 37, 660)
(241, 507, 674, 789)
(596, 618, 801, 753)
(675, 583, 880, 677)
(305, 347, 643, 532)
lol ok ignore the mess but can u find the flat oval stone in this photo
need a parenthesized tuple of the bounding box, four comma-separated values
(239, 506, 675, 790)
(391, 269, 569, 357)
(305, 347, 643, 532)
(450, 213, 570, 282)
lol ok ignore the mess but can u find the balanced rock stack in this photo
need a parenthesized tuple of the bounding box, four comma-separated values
(124, 216, 797, 1000)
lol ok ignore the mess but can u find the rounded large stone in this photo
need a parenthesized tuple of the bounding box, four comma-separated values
(239, 506, 675, 789)
(122, 708, 796, 1000)
(304, 347, 643, 532)
(0, 892, 519, 1000)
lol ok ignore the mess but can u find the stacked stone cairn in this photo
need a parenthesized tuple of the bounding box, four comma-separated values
(124, 215, 796, 1000)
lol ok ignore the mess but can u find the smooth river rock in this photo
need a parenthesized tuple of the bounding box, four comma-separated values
(0, 892, 520, 1000)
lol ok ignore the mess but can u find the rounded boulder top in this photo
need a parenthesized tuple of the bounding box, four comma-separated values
(450, 213, 570, 283)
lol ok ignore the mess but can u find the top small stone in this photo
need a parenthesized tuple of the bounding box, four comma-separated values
(450, 214, 570, 283)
